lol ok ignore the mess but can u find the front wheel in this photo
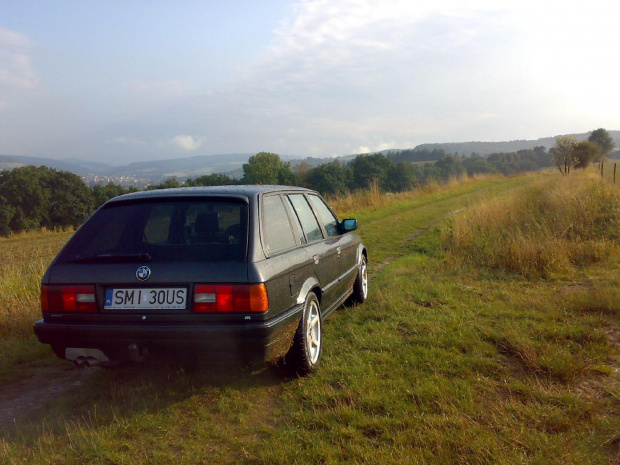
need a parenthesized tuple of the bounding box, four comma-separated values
(350, 255, 368, 304)
(284, 292, 322, 375)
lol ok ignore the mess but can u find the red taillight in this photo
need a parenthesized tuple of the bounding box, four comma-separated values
(41, 285, 97, 313)
(193, 284, 268, 313)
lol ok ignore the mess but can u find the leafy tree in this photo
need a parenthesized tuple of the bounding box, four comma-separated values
(47, 170, 94, 227)
(92, 182, 138, 209)
(435, 155, 466, 180)
(573, 141, 601, 169)
(292, 161, 313, 187)
(384, 162, 419, 192)
(0, 166, 93, 235)
(550, 136, 576, 175)
(462, 157, 499, 176)
(0, 166, 50, 230)
(184, 173, 236, 187)
(146, 177, 181, 190)
(307, 161, 351, 196)
(0, 196, 14, 236)
(588, 128, 615, 161)
(349, 154, 392, 189)
(419, 163, 441, 183)
(242, 152, 296, 185)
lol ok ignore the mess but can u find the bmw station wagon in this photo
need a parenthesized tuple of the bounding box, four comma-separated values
(34, 185, 368, 374)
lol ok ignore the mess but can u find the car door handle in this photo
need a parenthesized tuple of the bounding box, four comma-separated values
(313, 255, 320, 264)
(336, 246, 342, 257)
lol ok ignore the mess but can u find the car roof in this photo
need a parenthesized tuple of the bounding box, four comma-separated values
(106, 185, 316, 204)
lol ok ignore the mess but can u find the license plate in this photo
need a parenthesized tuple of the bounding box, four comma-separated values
(105, 288, 187, 309)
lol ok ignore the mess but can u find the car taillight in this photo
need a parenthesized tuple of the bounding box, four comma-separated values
(193, 284, 268, 313)
(41, 285, 97, 313)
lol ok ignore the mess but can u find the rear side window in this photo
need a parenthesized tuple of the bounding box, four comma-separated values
(261, 195, 296, 255)
(288, 194, 323, 242)
(59, 199, 248, 263)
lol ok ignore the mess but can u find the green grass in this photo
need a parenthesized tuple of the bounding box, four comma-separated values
(1, 173, 618, 464)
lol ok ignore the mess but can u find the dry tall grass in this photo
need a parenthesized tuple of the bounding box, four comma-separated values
(327, 174, 473, 216)
(326, 178, 385, 214)
(445, 174, 620, 277)
(0, 231, 74, 336)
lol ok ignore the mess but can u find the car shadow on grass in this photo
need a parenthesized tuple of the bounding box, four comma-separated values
(0, 354, 298, 443)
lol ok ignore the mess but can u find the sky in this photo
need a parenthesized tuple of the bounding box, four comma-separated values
(1, 0, 619, 165)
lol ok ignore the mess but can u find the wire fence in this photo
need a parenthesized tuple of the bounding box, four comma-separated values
(597, 161, 618, 184)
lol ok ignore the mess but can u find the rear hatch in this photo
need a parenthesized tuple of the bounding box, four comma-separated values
(43, 196, 265, 321)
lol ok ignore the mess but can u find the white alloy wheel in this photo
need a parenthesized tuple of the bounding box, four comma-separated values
(350, 255, 368, 304)
(305, 299, 321, 364)
(360, 257, 368, 300)
(284, 291, 322, 375)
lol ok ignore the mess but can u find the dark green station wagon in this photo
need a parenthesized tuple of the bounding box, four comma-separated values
(34, 185, 368, 374)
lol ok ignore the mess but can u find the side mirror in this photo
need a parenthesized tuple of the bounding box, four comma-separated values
(341, 218, 357, 232)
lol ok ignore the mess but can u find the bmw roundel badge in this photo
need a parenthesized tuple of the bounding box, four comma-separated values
(136, 266, 151, 281)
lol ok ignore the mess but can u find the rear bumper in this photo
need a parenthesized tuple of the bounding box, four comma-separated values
(33, 305, 302, 363)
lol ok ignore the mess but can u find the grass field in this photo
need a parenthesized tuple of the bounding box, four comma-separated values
(0, 172, 618, 464)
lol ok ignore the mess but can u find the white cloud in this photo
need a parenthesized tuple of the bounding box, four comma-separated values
(223, 0, 620, 155)
(8, 1, 619, 162)
(171, 135, 204, 151)
(224, 1, 524, 154)
(0, 27, 39, 88)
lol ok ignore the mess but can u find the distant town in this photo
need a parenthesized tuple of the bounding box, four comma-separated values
(80, 174, 162, 189)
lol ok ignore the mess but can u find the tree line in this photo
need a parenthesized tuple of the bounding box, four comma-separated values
(2, 133, 612, 237)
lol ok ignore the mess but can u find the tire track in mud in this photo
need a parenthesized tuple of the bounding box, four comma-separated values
(0, 364, 99, 427)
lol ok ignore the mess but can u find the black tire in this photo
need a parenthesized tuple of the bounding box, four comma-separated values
(350, 254, 368, 304)
(285, 292, 322, 375)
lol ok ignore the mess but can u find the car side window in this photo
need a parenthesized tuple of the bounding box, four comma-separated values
(288, 194, 324, 242)
(308, 195, 340, 237)
(286, 199, 308, 245)
(262, 195, 297, 255)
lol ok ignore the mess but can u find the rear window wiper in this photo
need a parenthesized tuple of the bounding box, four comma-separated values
(68, 252, 152, 263)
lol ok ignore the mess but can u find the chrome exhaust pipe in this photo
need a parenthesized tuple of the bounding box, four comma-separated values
(67, 349, 109, 367)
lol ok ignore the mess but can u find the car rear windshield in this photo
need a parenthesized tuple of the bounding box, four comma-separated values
(59, 198, 248, 263)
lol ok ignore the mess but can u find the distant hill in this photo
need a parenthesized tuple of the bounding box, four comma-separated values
(103, 153, 253, 179)
(413, 131, 620, 157)
(0, 153, 254, 181)
(2, 130, 618, 183)
(61, 158, 114, 173)
(0, 155, 100, 175)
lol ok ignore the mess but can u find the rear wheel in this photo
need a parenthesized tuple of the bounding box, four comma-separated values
(350, 255, 368, 304)
(285, 292, 322, 375)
